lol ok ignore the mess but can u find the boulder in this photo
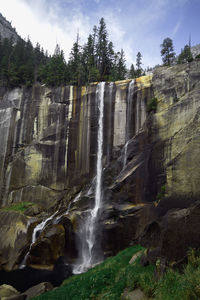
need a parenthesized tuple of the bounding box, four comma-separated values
(23, 282, 53, 299)
(0, 284, 19, 299)
(140, 201, 200, 264)
(122, 288, 149, 300)
(28, 224, 65, 268)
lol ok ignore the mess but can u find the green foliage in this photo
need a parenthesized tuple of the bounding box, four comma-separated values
(147, 97, 157, 113)
(160, 38, 176, 66)
(32, 245, 152, 300)
(178, 45, 193, 64)
(136, 51, 143, 77)
(32, 245, 200, 300)
(0, 17, 128, 88)
(1, 201, 34, 213)
(156, 185, 166, 203)
(129, 63, 136, 78)
(195, 54, 200, 59)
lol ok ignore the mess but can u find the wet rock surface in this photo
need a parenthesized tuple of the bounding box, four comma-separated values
(0, 211, 31, 271)
(27, 224, 65, 268)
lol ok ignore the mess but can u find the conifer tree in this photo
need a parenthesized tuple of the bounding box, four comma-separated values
(178, 44, 193, 64)
(160, 38, 175, 66)
(129, 64, 136, 78)
(136, 52, 142, 77)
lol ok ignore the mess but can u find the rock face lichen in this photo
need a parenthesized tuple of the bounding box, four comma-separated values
(0, 80, 151, 208)
(0, 60, 200, 271)
(152, 61, 200, 197)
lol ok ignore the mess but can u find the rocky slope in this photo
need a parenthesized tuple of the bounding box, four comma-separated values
(0, 60, 200, 276)
(0, 13, 20, 42)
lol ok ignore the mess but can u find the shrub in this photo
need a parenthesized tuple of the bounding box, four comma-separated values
(147, 97, 157, 113)
(1, 202, 34, 213)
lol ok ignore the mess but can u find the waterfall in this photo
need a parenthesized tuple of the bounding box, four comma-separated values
(123, 80, 135, 169)
(19, 210, 58, 268)
(73, 82, 105, 274)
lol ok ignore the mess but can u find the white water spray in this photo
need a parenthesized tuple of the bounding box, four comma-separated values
(74, 82, 105, 274)
(123, 80, 135, 169)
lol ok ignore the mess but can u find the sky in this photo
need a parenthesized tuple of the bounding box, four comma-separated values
(0, 0, 200, 68)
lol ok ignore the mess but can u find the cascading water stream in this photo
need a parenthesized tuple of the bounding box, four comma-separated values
(73, 82, 105, 274)
(123, 80, 135, 169)
(19, 210, 58, 268)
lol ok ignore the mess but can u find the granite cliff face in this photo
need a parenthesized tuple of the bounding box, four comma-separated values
(0, 60, 200, 271)
(0, 79, 151, 208)
(0, 13, 20, 42)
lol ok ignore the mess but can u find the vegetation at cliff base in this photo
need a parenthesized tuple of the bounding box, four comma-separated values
(32, 245, 200, 300)
(33, 245, 155, 300)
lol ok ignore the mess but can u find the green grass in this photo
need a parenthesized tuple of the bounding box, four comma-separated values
(32, 245, 156, 300)
(32, 246, 200, 300)
(1, 201, 34, 213)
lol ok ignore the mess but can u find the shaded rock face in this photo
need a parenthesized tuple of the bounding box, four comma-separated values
(140, 201, 200, 264)
(0, 79, 151, 208)
(0, 211, 31, 271)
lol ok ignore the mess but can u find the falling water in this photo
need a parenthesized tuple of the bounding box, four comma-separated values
(73, 82, 105, 274)
(123, 80, 135, 169)
(19, 210, 58, 268)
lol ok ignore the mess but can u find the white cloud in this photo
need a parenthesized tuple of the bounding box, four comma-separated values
(172, 20, 181, 37)
(0, 0, 91, 59)
(0, 0, 190, 68)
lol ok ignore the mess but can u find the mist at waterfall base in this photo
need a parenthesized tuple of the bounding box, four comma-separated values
(73, 82, 105, 274)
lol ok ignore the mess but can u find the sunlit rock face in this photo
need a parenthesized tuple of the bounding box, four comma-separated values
(0, 80, 150, 208)
(152, 61, 200, 197)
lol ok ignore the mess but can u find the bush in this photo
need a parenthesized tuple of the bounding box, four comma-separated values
(147, 97, 157, 113)
(1, 202, 34, 213)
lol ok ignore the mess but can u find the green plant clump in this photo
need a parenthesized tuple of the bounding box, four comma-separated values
(33, 245, 156, 300)
(1, 201, 34, 213)
(32, 245, 200, 300)
(147, 97, 158, 113)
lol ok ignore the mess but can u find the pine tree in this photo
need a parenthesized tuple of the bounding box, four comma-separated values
(178, 44, 193, 64)
(160, 38, 175, 66)
(136, 52, 142, 77)
(116, 49, 127, 80)
(68, 34, 82, 85)
(96, 17, 110, 80)
(129, 64, 136, 78)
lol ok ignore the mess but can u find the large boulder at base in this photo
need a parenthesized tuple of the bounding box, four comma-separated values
(0, 211, 31, 271)
(140, 201, 200, 264)
(23, 282, 53, 299)
(27, 224, 65, 268)
(0, 284, 19, 299)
